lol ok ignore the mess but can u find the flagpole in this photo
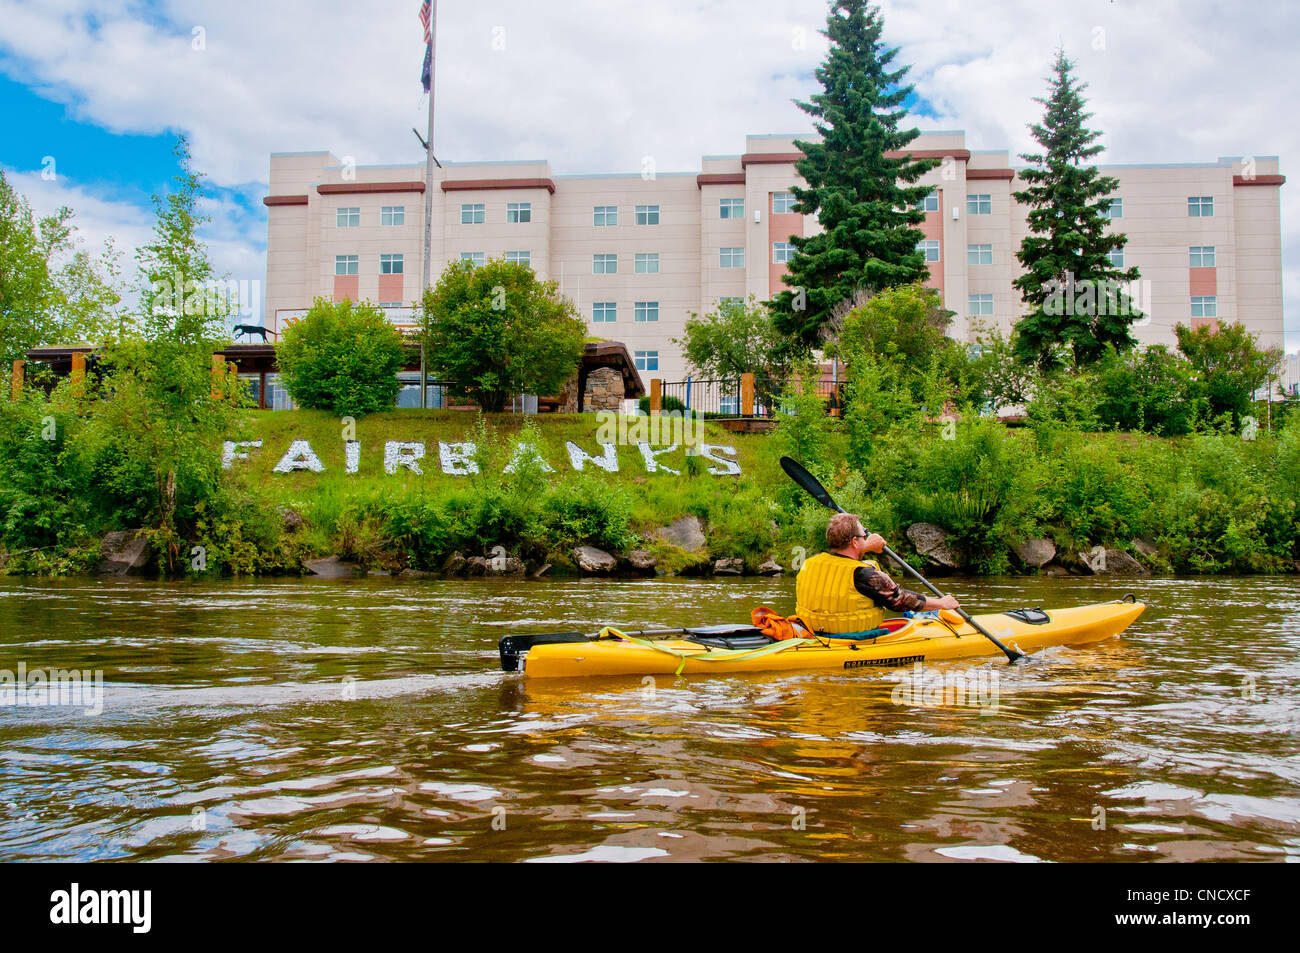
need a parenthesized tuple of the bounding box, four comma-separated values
(420, 0, 438, 409)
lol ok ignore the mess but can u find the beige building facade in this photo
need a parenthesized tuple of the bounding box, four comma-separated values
(263, 132, 1285, 382)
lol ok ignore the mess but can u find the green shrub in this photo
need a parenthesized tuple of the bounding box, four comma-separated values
(637, 394, 688, 414)
(1026, 369, 1102, 430)
(873, 420, 1044, 573)
(275, 298, 404, 416)
(0, 391, 93, 549)
(1094, 345, 1201, 435)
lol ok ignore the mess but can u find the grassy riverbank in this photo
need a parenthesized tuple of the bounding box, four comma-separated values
(2, 405, 1298, 578)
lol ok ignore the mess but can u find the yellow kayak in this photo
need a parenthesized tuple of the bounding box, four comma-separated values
(499, 598, 1145, 679)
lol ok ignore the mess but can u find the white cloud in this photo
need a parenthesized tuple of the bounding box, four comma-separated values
(4, 167, 267, 323)
(0, 0, 1294, 349)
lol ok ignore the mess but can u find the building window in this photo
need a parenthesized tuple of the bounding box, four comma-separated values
(1191, 296, 1217, 317)
(720, 247, 745, 268)
(461, 203, 485, 224)
(773, 241, 795, 264)
(381, 206, 404, 226)
(592, 302, 617, 323)
(460, 252, 485, 267)
(334, 255, 358, 275)
(966, 194, 991, 215)
(968, 293, 993, 316)
(593, 205, 618, 226)
(916, 240, 939, 263)
(1188, 196, 1214, 217)
(719, 296, 744, 310)
(634, 253, 659, 274)
(967, 244, 993, 265)
(719, 394, 739, 415)
(378, 302, 402, 308)
(265, 373, 297, 411)
(772, 191, 797, 214)
(1109, 248, 1125, 268)
(1190, 245, 1216, 267)
(593, 253, 618, 274)
(398, 373, 446, 410)
(635, 350, 659, 371)
(1102, 197, 1123, 219)
(720, 198, 744, 219)
(634, 301, 659, 323)
(635, 204, 660, 225)
(916, 190, 939, 212)
(380, 253, 404, 275)
(507, 202, 531, 223)
(336, 207, 360, 228)
(505, 250, 531, 266)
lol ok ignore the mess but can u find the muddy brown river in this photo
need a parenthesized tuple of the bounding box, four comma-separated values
(1, 574, 1297, 862)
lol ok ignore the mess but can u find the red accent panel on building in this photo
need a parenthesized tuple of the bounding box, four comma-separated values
(967, 168, 1015, 180)
(1190, 317, 1220, 331)
(884, 149, 972, 161)
(767, 211, 805, 297)
(263, 194, 309, 206)
(1232, 174, 1286, 187)
(697, 172, 746, 188)
(378, 274, 405, 303)
(333, 275, 359, 302)
(1189, 267, 1217, 296)
(440, 178, 557, 193)
(318, 182, 427, 195)
(741, 152, 803, 167)
(920, 192, 944, 296)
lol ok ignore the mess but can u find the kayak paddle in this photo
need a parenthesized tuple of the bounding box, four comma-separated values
(778, 455, 1026, 664)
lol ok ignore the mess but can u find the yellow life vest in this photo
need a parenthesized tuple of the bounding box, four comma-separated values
(795, 551, 888, 635)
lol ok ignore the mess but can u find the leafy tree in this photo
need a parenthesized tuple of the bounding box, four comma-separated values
(1175, 321, 1282, 427)
(1012, 49, 1142, 370)
(276, 299, 405, 415)
(77, 137, 244, 569)
(960, 325, 1036, 413)
(832, 284, 958, 417)
(421, 257, 586, 412)
(768, 0, 938, 349)
(1094, 344, 1200, 435)
(675, 297, 792, 379)
(0, 171, 123, 366)
(674, 296, 794, 410)
(832, 284, 953, 367)
(135, 137, 227, 342)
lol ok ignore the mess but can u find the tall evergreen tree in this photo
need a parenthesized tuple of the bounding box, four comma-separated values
(1012, 49, 1142, 370)
(769, 0, 937, 350)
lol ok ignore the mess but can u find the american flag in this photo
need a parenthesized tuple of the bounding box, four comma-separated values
(419, 0, 432, 92)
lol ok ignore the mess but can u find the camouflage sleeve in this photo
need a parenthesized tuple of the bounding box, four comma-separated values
(853, 566, 929, 612)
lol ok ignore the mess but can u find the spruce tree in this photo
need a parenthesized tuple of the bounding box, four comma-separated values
(1012, 49, 1142, 370)
(769, 0, 937, 350)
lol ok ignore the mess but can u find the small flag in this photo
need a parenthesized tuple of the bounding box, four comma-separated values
(419, 1, 432, 91)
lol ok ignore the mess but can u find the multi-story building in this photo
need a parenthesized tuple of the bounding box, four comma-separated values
(263, 132, 1285, 382)
(1277, 351, 1299, 398)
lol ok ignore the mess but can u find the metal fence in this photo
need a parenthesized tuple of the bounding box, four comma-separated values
(658, 376, 843, 418)
(660, 378, 741, 416)
(752, 376, 843, 418)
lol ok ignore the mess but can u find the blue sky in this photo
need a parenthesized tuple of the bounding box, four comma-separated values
(1, 0, 1295, 353)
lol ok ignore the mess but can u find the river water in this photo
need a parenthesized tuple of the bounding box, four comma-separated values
(0, 574, 1297, 862)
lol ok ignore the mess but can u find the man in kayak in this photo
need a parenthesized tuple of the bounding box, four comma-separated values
(795, 513, 960, 636)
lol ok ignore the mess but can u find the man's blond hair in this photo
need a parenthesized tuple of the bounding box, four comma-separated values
(826, 513, 864, 550)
